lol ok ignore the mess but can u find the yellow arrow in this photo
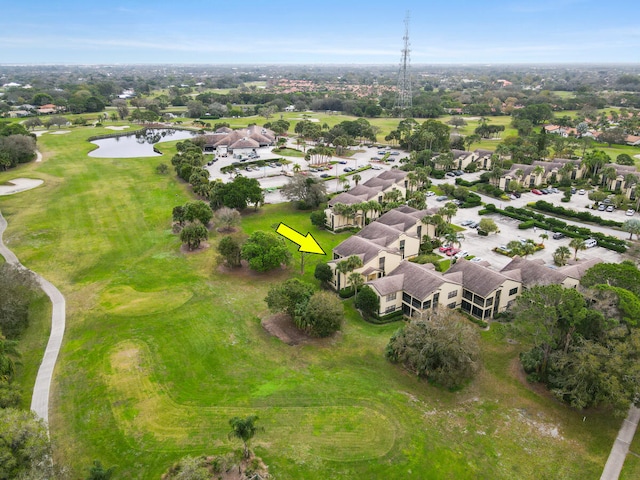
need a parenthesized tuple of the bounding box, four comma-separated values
(276, 223, 326, 255)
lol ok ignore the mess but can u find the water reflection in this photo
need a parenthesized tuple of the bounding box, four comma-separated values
(89, 129, 197, 158)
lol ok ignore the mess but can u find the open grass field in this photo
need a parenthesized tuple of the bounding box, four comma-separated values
(0, 123, 632, 478)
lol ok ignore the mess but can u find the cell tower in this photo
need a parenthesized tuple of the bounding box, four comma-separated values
(394, 12, 412, 113)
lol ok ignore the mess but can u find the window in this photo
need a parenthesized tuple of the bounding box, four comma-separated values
(422, 299, 432, 310)
(379, 257, 386, 272)
(485, 297, 493, 307)
(333, 253, 340, 260)
(447, 302, 456, 309)
(399, 240, 405, 258)
(402, 292, 411, 304)
(386, 292, 397, 302)
(433, 293, 439, 305)
(463, 289, 473, 301)
(509, 287, 519, 296)
(447, 290, 457, 299)
(385, 305, 396, 314)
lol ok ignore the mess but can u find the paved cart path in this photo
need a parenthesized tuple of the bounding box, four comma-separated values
(0, 209, 65, 427)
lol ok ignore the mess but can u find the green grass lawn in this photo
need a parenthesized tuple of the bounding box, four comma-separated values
(0, 125, 628, 479)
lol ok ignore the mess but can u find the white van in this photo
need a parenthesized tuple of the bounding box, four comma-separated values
(584, 238, 597, 248)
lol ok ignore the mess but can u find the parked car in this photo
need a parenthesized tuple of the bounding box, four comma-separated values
(552, 232, 565, 240)
(377, 151, 386, 155)
(571, 187, 577, 194)
(513, 191, 521, 198)
(425, 191, 435, 197)
(509, 194, 518, 200)
(338, 160, 347, 164)
(626, 209, 636, 216)
(439, 245, 452, 253)
(598, 204, 606, 211)
(436, 195, 448, 201)
(578, 189, 586, 195)
(446, 248, 461, 257)
(320, 173, 330, 178)
(540, 188, 549, 194)
(584, 238, 597, 248)
(460, 219, 474, 226)
(468, 221, 479, 229)
(445, 172, 456, 178)
(390, 151, 400, 155)
(453, 170, 464, 176)
(454, 250, 468, 259)
(470, 257, 483, 263)
(531, 189, 542, 195)
(606, 205, 615, 212)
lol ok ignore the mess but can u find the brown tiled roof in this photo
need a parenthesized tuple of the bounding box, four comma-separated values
(445, 258, 511, 298)
(230, 137, 260, 149)
(369, 261, 458, 301)
(375, 209, 421, 233)
(557, 257, 603, 280)
(369, 274, 405, 296)
(334, 236, 388, 264)
(215, 126, 234, 133)
(500, 256, 568, 287)
(357, 222, 406, 247)
(328, 192, 370, 206)
(377, 169, 408, 181)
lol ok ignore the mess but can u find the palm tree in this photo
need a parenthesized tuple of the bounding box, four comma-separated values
(228, 415, 264, 459)
(569, 237, 586, 260)
(444, 231, 462, 249)
(349, 272, 365, 298)
(520, 242, 536, 257)
(352, 173, 362, 186)
(622, 218, 640, 240)
(342, 180, 350, 191)
(538, 233, 548, 245)
(601, 166, 617, 187)
(553, 246, 572, 266)
(532, 165, 545, 186)
(439, 202, 458, 224)
(406, 172, 418, 192)
(293, 163, 301, 173)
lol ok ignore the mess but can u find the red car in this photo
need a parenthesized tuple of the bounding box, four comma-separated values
(446, 248, 460, 257)
(439, 245, 452, 253)
(531, 189, 542, 195)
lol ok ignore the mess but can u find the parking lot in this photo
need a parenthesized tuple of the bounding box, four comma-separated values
(443, 187, 625, 269)
(204, 141, 397, 200)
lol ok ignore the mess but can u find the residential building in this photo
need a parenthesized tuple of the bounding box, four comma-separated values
(325, 170, 408, 230)
(328, 205, 431, 290)
(499, 158, 582, 190)
(368, 261, 461, 318)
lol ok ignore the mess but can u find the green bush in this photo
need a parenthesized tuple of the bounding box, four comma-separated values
(518, 220, 535, 229)
(369, 310, 404, 324)
(339, 287, 355, 298)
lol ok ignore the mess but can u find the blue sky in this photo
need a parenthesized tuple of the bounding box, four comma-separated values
(1, 0, 638, 64)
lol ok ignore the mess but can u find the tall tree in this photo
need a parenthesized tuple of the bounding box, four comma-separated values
(228, 415, 264, 459)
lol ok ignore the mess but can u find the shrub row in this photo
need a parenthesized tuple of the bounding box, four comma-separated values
(339, 287, 355, 298)
(480, 204, 627, 252)
(368, 309, 405, 324)
(476, 183, 506, 198)
(532, 200, 623, 228)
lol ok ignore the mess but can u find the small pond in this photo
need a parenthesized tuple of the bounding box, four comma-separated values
(88, 129, 198, 158)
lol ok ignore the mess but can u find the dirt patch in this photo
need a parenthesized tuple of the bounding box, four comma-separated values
(262, 312, 335, 346)
(509, 357, 556, 399)
(217, 261, 291, 281)
(179, 242, 211, 254)
(217, 226, 239, 234)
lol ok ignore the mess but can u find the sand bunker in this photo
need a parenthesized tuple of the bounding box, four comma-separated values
(0, 178, 44, 195)
(48, 130, 70, 135)
(105, 125, 131, 131)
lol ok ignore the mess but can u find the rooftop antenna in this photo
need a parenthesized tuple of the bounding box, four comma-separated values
(394, 11, 412, 114)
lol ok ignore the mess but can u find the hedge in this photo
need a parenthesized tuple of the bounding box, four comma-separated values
(368, 309, 405, 324)
(480, 203, 627, 252)
(531, 200, 623, 228)
(339, 287, 355, 298)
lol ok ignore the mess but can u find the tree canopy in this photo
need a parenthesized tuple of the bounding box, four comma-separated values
(386, 310, 481, 389)
(280, 174, 327, 209)
(241, 231, 291, 272)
